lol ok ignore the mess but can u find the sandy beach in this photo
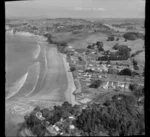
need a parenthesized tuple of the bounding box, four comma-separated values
(5, 30, 79, 136)
(61, 54, 79, 105)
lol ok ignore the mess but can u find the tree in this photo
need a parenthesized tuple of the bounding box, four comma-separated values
(70, 66, 76, 72)
(107, 36, 115, 41)
(87, 45, 93, 49)
(129, 83, 138, 91)
(118, 68, 132, 76)
(44, 33, 54, 43)
(116, 37, 119, 41)
(41, 108, 51, 119)
(112, 43, 119, 50)
(89, 80, 102, 88)
(123, 32, 144, 41)
(75, 94, 144, 136)
(132, 59, 139, 70)
(96, 41, 104, 51)
(59, 42, 68, 47)
(78, 56, 82, 61)
(117, 45, 131, 59)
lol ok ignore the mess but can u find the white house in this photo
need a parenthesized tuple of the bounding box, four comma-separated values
(69, 125, 75, 130)
(36, 112, 45, 120)
(103, 81, 109, 89)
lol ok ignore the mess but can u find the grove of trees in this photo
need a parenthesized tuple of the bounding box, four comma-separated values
(75, 94, 145, 136)
(87, 41, 104, 52)
(123, 32, 144, 41)
(118, 68, 132, 76)
(17, 94, 145, 136)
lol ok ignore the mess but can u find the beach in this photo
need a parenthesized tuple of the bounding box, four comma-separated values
(61, 54, 79, 105)
(5, 29, 79, 136)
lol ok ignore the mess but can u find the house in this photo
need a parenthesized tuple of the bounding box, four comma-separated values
(112, 81, 118, 89)
(35, 112, 45, 120)
(53, 125, 60, 132)
(69, 116, 75, 120)
(69, 125, 75, 130)
(98, 75, 102, 78)
(46, 126, 58, 135)
(89, 64, 93, 67)
(102, 81, 109, 89)
(124, 83, 129, 90)
(118, 82, 125, 88)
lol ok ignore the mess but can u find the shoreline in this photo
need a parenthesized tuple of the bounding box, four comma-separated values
(6, 27, 79, 106)
(61, 54, 79, 106)
(6, 72, 28, 100)
(6, 28, 46, 64)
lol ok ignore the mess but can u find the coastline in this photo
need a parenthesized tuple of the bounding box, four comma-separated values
(6, 29, 46, 61)
(6, 72, 28, 100)
(6, 27, 79, 106)
(61, 54, 79, 105)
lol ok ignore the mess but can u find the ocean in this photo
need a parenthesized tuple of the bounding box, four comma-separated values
(6, 32, 39, 93)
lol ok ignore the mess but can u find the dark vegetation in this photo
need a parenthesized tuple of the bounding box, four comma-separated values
(98, 44, 131, 61)
(129, 83, 144, 98)
(123, 32, 144, 40)
(87, 41, 104, 52)
(44, 33, 68, 53)
(118, 68, 132, 76)
(70, 66, 76, 72)
(17, 92, 144, 136)
(89, 79, 102, 89)
(75, 94, 144, 136)
(107, 35, 115, 41)
(132, 59, 139, 70)
(118, 68, 140, 77)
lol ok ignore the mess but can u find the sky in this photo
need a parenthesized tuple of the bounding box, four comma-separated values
(5, 0, 145, 18)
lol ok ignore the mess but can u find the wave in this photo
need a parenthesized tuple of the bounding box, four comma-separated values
(27, 45, 48, 97)
(6, 72, 28, 100)
(25, 62, 40, 97)
(6, 62, 40, 100)
(33, 44, 41, 59)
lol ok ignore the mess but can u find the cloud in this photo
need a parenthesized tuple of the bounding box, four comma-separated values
(73, 7, 105, 11)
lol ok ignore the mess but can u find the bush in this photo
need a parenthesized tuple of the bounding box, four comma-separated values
(112, 43, 119, 50)
(116, 37, 119, 41)
(118, 68, 132, 76)
(89, 80, 102, 88)
(107, 36, 115, 41)
(123, 32, 144, 41)
(44, 33, 54, 43)
(129, 83, 144, 97)
(70, 66, 76, 72)
(96, 41, 104, 51)
(87, 44, 94, 49)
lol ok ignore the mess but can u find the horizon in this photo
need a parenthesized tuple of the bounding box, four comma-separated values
(5, 0, 145, 19)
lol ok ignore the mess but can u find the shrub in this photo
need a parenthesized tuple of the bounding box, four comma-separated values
(123, 32, 144, 41)
(116, 37, 119, 41)
(70, 66, 76, 72)
(89, 80, 102, 88)
(118, 68, 132, 76)
(112, 43, 119, 50)
(107, 36, 115, 41)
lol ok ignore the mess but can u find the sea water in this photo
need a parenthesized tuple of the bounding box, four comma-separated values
(5, 32, 39, 91)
